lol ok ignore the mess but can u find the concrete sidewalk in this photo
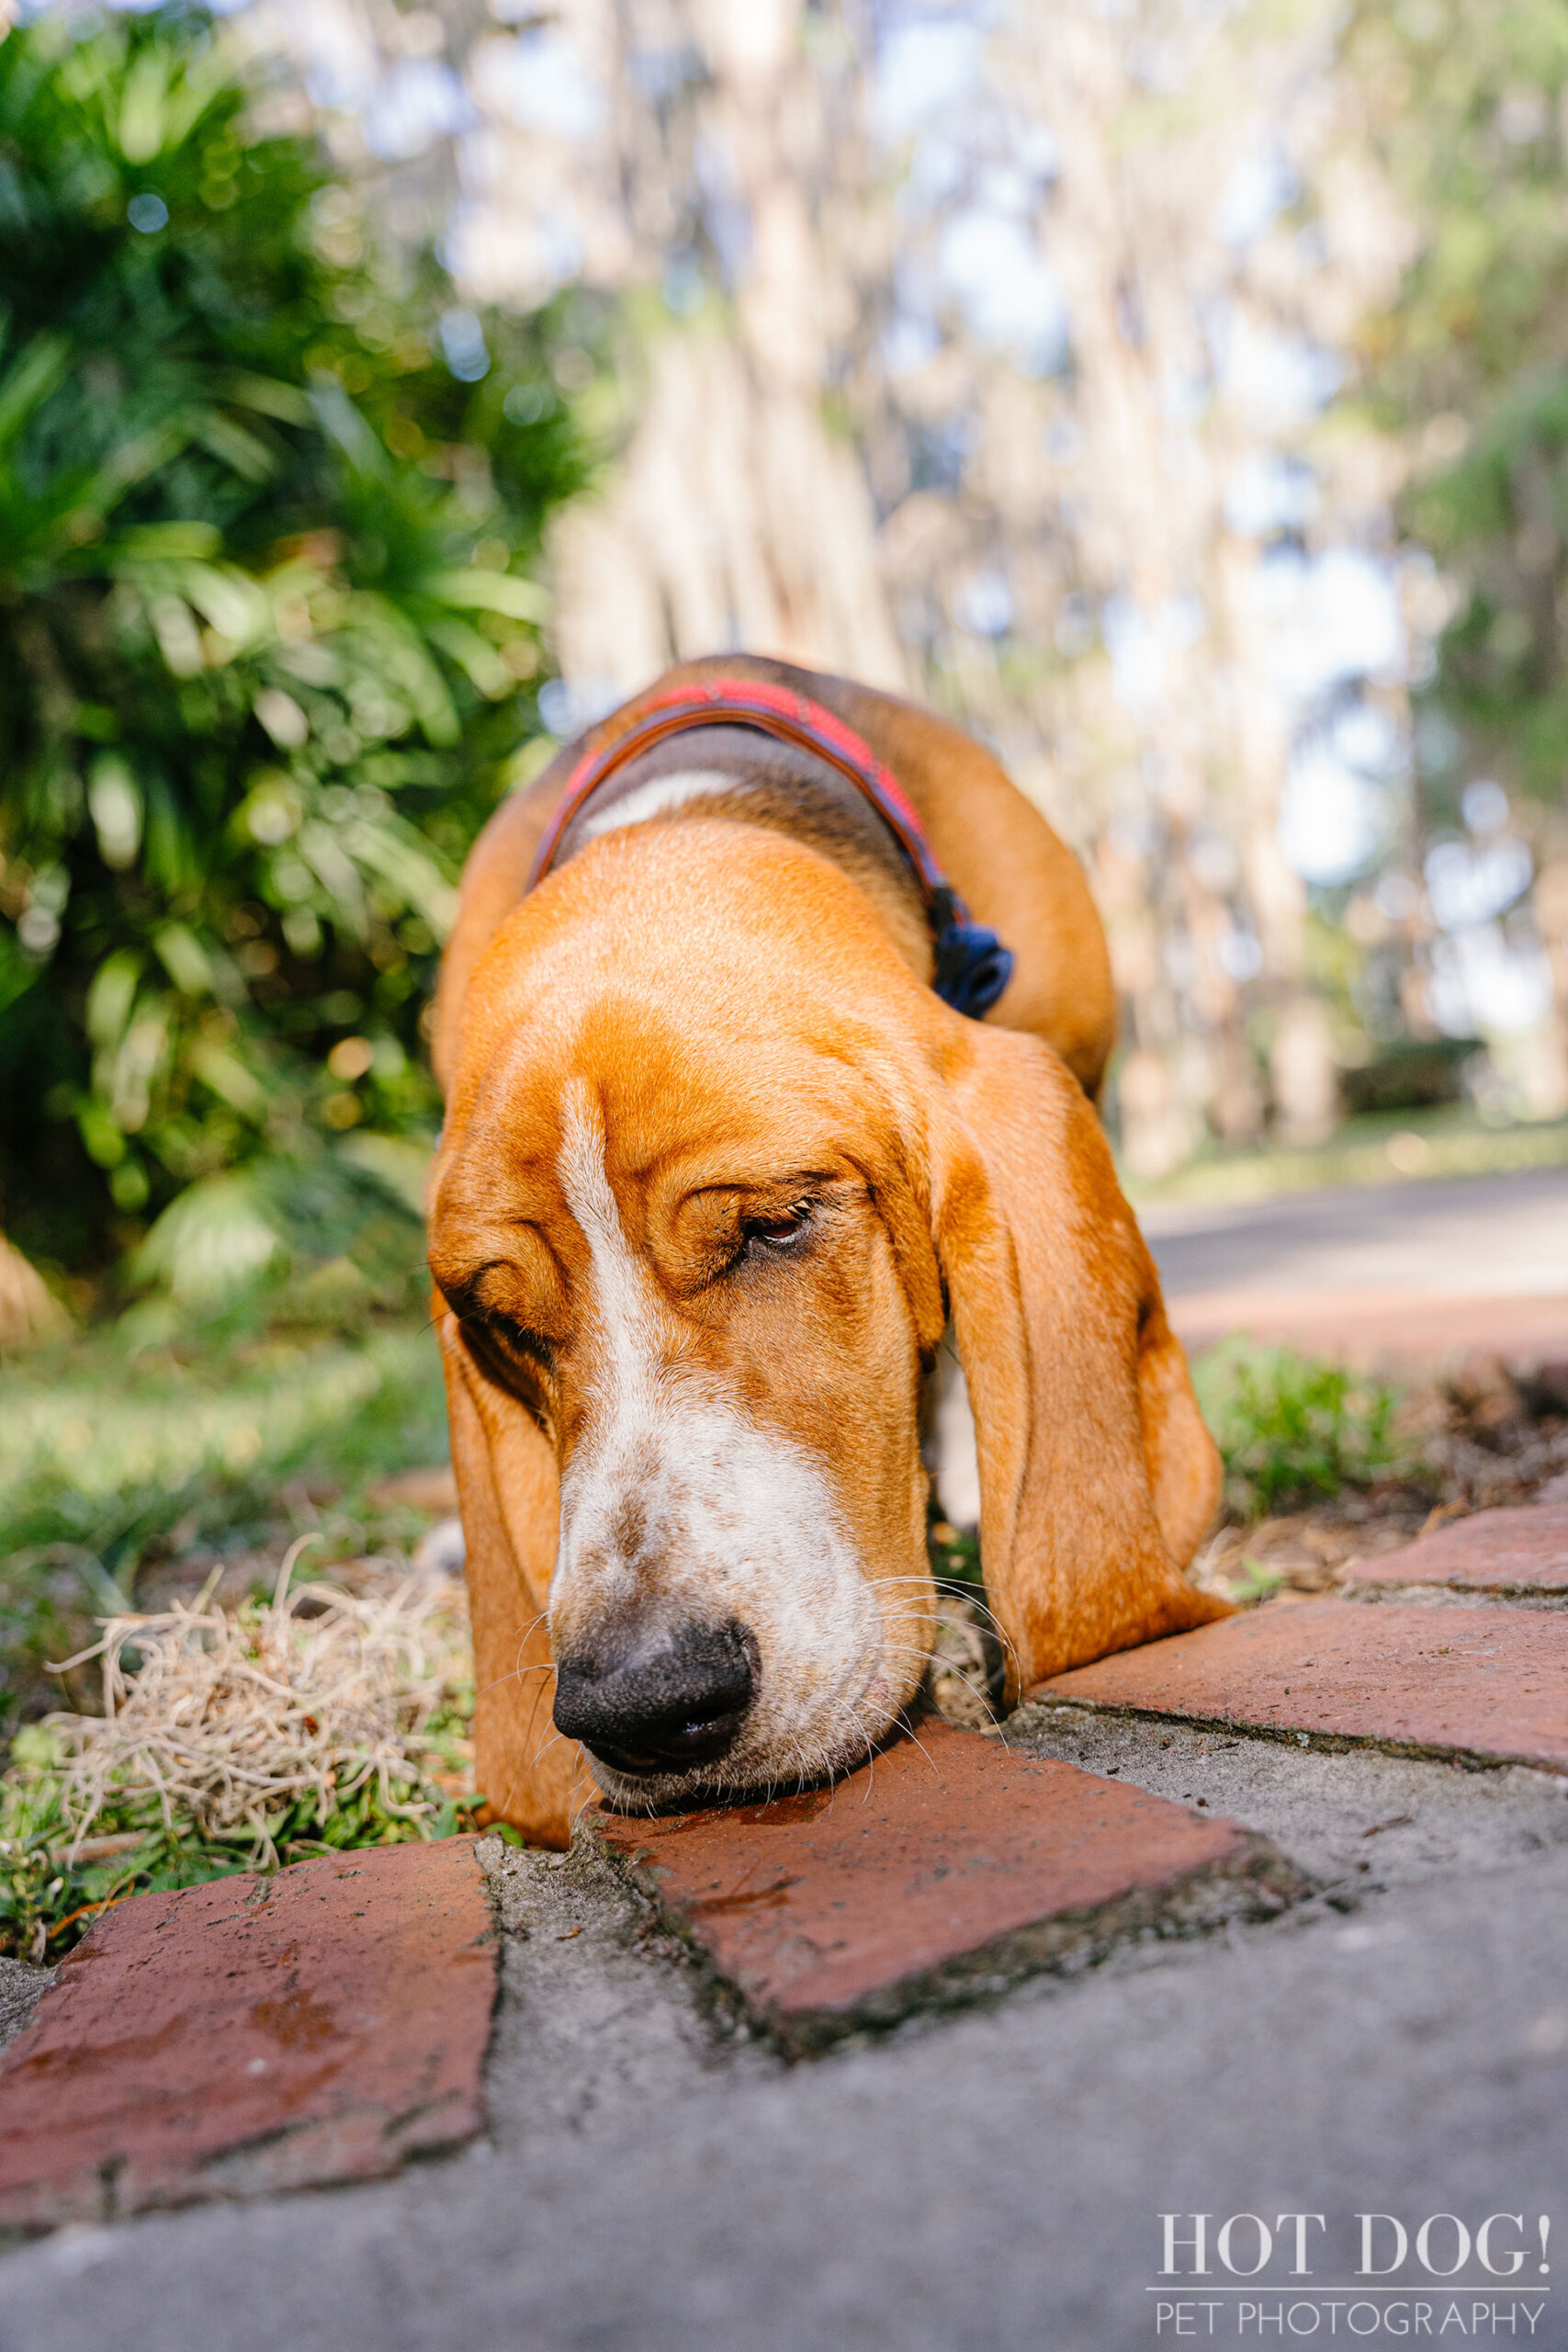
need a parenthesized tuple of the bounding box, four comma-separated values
(6, 1491, 1568, 2352)
(3, 1728, 1565, 2351)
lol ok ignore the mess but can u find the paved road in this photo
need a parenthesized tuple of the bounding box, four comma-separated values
(1144, 1163, 1568, 1304)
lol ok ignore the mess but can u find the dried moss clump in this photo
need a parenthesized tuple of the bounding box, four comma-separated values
(0, 1556, 477, 1962)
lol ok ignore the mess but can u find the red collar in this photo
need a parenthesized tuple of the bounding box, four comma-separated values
(525, 677, 1013, 1018)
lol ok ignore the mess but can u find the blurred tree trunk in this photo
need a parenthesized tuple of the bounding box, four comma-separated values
(538, 0, 1338, 1173)
(1034, 8, 1237, 1172)
(942, 2, 1352, 1168)
(551, 0, 907, 701)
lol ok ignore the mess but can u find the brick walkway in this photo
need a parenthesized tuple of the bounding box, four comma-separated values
(594, 1717, 1300, 2051)
(1345, 1501, 1568, 1594)
(1036, 1505, 1568, 1768)
(3, 1498, 1564, 2256)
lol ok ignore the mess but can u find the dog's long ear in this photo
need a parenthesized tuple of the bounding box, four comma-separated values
(437, 1316, 589, 1847)
(1134, 1274, 1229, 1570)
(928, 1026, 1227, 1698)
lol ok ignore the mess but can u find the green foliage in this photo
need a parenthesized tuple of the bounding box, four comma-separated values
(1348, 0, 1568, 800)
(930, 1523, 983, 1589)
(1407, 370, 1568, 795)
(1350, 0, 1568, 403)
(1193, 1340, 1404, 1520)
(0, 6, 584, 1278)
(1, 1306, 448, 1737)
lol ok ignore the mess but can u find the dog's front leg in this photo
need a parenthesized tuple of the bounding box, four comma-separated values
(920, 1330, 982, 1533)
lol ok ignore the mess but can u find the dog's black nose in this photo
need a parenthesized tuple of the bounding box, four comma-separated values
(553, 1618, 754, 1776)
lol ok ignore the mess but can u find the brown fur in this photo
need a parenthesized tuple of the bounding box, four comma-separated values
(429, 660, 1224, 1845)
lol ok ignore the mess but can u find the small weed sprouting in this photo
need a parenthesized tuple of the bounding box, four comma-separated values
(1231, 1555, 1286, 1602)
(1193, 1340, 1406, 1521)
(927, 1518, 984, 1591)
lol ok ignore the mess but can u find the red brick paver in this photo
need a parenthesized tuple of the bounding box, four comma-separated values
(1036, 1598, 1568, 1771)
(1345, 1504, 1568, 1595)
(0, 1838, 495, 2233)
(593, 1717, 1293, 2051)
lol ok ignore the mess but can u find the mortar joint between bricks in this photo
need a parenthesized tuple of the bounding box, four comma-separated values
(1345, 1584, 1568, 1612)
(470, 1835, 513, 2124)
(1023, 1695, 1568, 1780)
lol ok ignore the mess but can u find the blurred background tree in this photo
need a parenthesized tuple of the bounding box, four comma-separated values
(0, 2, 583, 1309)
(258, 0, 1556, 1183)
(1348, 0, 1568, 1119)
(290, 0, 1412, 1177)
(6, 0, 1568, 1283)
(1353, 0, 1568, 794)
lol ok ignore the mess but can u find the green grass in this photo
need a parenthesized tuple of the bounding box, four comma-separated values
(1125, 1102, 1568, 1213)
(0, 1308, 450, 1740)
(1192, 1339, 1410, 1521)
(0, 1300, 484, 1955)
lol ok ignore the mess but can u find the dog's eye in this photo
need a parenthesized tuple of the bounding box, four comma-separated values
(742, 1203, 812, 1254)
(463, 1309, 556, 1376)
(495, 1315, 556, 1368)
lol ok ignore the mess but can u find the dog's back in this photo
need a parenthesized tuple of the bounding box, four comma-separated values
(429, 658, 1222, 1847)
(435, 653, 1115, 1103)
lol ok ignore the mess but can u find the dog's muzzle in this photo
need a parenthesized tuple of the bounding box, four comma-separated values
(552, 1616, 755, 1777)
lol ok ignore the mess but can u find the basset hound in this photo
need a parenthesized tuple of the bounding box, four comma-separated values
(428, 654, 1227, 1846)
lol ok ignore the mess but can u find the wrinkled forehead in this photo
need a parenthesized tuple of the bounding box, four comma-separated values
(433, 994, 892, 1235)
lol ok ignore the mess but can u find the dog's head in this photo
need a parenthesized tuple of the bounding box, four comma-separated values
(429, 822, 1223, 1814)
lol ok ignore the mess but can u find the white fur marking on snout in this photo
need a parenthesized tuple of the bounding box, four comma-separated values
(556, 1087, 661, 1439)
(921, 1333, 981, 1533)
(551, 1085, 897, 1803)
